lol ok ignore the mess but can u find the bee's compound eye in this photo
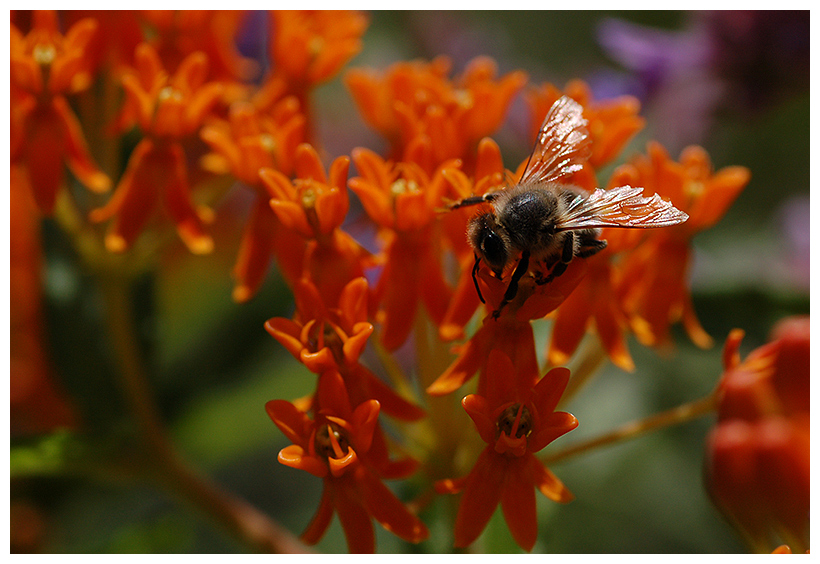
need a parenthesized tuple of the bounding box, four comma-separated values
(480, 228, 508, 270)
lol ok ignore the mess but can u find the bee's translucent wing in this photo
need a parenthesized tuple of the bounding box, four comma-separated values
(518, 95, 592, 185)
(555, 185, 689, 231)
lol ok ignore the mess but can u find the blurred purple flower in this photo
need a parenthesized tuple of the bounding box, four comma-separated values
(776, 196, 810, 291)
(596, 11, 809, 151)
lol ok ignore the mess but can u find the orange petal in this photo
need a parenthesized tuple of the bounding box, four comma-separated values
(531, 457, 573, 503)
(500, 457, 537, 551)
(359, 467, 429, 544)
(547, 277, 593, 367)
(462, 394, 495, 445)
(265, 399, 311, 446)
(278, 444, 327, 478)
(163, 144, 213, 254)
(334, 481, 375, 553)
(426, 327, 488, 396)
(347, 399, 381, 453)
(231, 198, 277, 303)
(453, 448, 504, 548)
(264, 317, 305, 359)
(301, 487, 334, 545)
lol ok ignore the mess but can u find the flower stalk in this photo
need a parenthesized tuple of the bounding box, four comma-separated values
(542, 392, 718, 465)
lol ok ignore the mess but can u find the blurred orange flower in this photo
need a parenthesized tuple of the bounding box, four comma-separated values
(10, 166, 77, 435)
(346, 56, 527, 172)
(201, 98, 306, 301)
(547, 246, 636, 371)
(349, 148, 460, 350)
(266, 370, 428, 553)
(436, 350, 577, 551)
(142, 10, 258, 83)
(526, 79, 645, 172)
(10, 10, 111, 214)
(255, 10, 368, 120)
(611, 141, 751, 348)
(705, 317, 809, 553)
(90, 43, 223, 254)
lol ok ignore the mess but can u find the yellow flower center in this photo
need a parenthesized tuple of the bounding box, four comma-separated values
(300, 186, 317, 209)
(32, 43, 56, 66)
(454, 88, 473, 109)
(259, 133, 277, 153)
(158, 86, 183, 103)
(685, 180, 705, 200)
(390, 178, 419, 197)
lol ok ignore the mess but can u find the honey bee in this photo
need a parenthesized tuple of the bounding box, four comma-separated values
(449, 95, 689, 316)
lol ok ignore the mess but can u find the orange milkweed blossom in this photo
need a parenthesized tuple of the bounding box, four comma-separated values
(265, 277, 424, 424)
(427, 257, 587, 397)
(141, 10, 258, 84)
(89, 43, 224, 254)
(10, 10, 111, 214)
(254, 10, 368, 120)
(610, 141, 751, 349)
(266, 370, 429, 553)
(11, 167, 77, 435)
(525, 79, 645, 173)
(200, 98, 306, 302)
(260, 144, 371, 304)
(704, 317, 809, 553)
(348, 148, 461, 350)
(436, 350, 577, 551)
(346, 56, 527, 172)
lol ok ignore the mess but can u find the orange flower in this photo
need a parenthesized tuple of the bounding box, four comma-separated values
(266, 370, 429, 553)
(265, 277, 424, 423)
(254, 10, 368, 117)
(260, 144, 370, 303)
(436, 350, 577, 551)
(346, 56, 527, 171)
(11, 165, 77, 435)
(525, 79, 645, 172)
(270, 10, 367, 89)
(142, 10, 258, 83)
(427, 259, 587, 397)
(201, 98, 306, 301)
(612, 141, 751, 348)
(348, 148, 460, 350)
(10, 10, 111, 214)
(547, 246, 636, 371)
(705, 317, 809, 553)
(90, 43, 224, 254)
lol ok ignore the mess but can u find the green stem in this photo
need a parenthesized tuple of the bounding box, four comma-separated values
(99, 275, 308, 553)
(542, 392, 718, 465)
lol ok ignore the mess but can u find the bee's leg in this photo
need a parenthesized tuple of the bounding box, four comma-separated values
(493, 250, 530, 318)
(472, 253, 486, 304)
(536, 232, 576, 286)
(447, 192, 498, 210)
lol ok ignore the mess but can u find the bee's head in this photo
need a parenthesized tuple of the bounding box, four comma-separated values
(467, 212, 511, 277)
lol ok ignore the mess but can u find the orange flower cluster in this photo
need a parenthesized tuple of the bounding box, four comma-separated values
(705, 317, 809, 553)
(10, 10, 767, 554)
(11, 11, 110, 214)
